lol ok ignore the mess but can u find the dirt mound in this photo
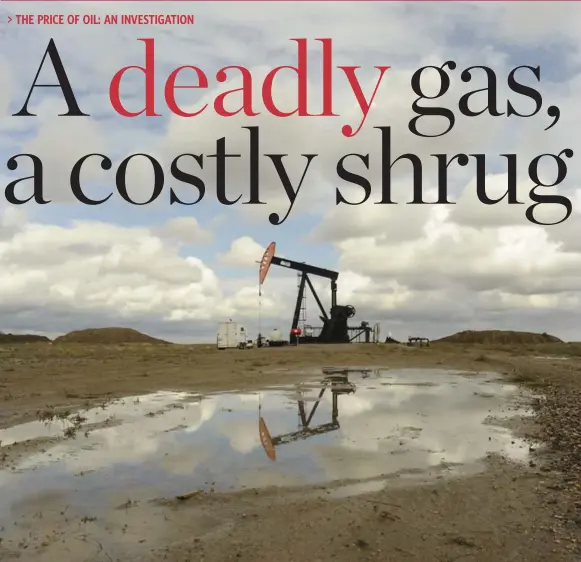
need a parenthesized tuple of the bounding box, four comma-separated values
(53, 328, 169, 345)
(0, 332, 50, 344)
(436, 329, 562, 345)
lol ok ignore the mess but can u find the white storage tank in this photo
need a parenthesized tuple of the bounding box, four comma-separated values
(270, 328, 282, 342)
(217, 321, 247, 349)
(268, 328, 287, 347)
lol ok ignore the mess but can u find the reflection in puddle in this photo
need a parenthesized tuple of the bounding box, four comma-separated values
(0, 369, 532, 524)
(0, 391, 202, 447)
(259, 372, 356, 461)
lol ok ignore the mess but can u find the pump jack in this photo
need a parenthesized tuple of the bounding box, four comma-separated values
(258, 241, 373, 344)
(259, 371, 358, 461)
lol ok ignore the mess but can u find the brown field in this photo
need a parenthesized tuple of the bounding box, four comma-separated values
(1, 339, 581, 562)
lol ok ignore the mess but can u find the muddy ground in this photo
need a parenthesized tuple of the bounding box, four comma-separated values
(1, 342, 581, 561)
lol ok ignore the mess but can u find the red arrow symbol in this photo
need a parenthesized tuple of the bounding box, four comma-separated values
(8, 16, 12, 23)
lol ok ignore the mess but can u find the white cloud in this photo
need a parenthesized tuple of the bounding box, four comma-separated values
(0, 211, 234, 335)
(219, 236, 265, 267)
(218, 418, 260, 454)
(155, 217, 213, 245)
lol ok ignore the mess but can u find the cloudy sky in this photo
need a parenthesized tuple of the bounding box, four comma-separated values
(1, 1, 581, 342)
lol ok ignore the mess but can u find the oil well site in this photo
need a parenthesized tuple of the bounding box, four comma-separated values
(1, 243, 581, 562)
(218, 241, 383, 351)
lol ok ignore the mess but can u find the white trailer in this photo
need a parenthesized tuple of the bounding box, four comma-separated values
(217, 321, 248, 349)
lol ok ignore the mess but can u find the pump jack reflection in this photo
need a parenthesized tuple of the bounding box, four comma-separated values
(259, 370, 358, 461)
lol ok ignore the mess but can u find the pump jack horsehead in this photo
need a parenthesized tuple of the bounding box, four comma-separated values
(257, 241, 374, 345)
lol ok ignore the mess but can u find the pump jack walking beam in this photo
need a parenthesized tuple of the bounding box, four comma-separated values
(271, 255, 338, 310)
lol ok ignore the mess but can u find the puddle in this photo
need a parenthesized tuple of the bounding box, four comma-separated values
(0, 369, 533, 527)
(0, 391, 202, 447)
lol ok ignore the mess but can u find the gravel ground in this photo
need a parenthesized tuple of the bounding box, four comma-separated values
(1, 342, 581, 561)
